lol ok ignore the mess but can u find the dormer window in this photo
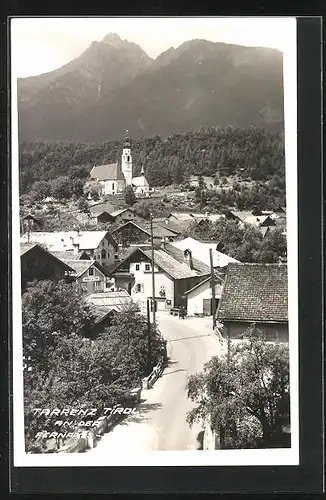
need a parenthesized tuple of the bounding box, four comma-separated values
(89, 267, 94, 276)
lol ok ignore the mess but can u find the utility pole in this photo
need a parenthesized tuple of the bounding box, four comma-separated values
(209, 248, 216, 330)
(150, 213, 156, 325)
(146, 298, 152, 373)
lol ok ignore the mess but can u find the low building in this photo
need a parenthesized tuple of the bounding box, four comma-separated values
(20, 243, 74, 290)
(132, 166, 150, 197)
(86, 290, 134, 336)
(110, 208, 137, 225)
(20, 230, 118, 269)
(171, 237, 239, 268)
(111, 220, 178, 247)
(112, 244, 210, 312)
(216, 263, 288, 342)
(22, 213, 40, 232)
(184, 271, 225, 316)
(64, 259, 111, 294)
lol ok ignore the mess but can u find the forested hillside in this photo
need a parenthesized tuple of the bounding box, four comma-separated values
(19, 126, 285, 196)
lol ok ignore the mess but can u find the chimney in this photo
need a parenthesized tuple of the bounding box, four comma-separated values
(161, 237, 166, 249)
(73, 243, 80, 255)
(184, 248, 194, 270)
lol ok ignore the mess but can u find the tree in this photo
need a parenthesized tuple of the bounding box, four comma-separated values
(104, 307, 167, 382)
(125, 185, 136, 206)
(22, 280, 95, 371)
(186, 327, 290, 449)
(134, 201, 150, 220)
(28, 180, 52, 202)
(83, 180, 102, 200)
(77, 197, 90, 215)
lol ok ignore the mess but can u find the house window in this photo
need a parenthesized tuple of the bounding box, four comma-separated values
(101, 249, 107, 259)
(136, 283, 144, 292)
(94, 281, 101, 289)
(135, 264, 140, 271)
(145, 264, 150, 271)
(127, 156, 130, 162)
(89, 267, 94, 276)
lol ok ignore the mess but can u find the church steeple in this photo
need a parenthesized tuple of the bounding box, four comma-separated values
(121, 129, 133, 186)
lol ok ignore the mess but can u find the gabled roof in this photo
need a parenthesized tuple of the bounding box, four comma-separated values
(184, 270, 226, 295)
(49, 250, 90, 261)
(90, 203, 115, 216)
(171, 237, 239, 267)
(110, 208, 134, 218)
(229, 210, 253, 222)
(217, 263, 288, 323)
(61, 259, 109, 278)
(20, 231, 116, 251)
(20, 243, 74, 272)
(90, 163, 125, 181)
(132, 176, 149, 187)
(113, 245, 210, 280)
(87, 290, 132, 312)
(111, 220, 177, 240)
(243, 214, 276, 227)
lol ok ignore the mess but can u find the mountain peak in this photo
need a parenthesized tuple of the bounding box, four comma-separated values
(102, 33, 123, 45)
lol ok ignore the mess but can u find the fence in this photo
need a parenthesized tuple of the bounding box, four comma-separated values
(141, 356, 165, 390)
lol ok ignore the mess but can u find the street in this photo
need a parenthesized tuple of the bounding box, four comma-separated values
(86, 312, 223, 453)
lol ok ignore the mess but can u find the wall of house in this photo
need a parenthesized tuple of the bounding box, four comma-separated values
(223, 321, 289, 342)
(174, 275, 210, 308)
(83, 236, 116, 268)
(77, 265, 107, 294)
(102, 179, 125, 195)
(113, 210, 137, 226)
(130, 261, 174, 311)
(187, 280, 222, 316)
(21, 248, 68, 290)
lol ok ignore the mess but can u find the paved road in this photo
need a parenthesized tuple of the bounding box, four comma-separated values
(86, 313, 223, 453)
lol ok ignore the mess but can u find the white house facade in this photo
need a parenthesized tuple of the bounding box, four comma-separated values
(184, 276, 222, 316)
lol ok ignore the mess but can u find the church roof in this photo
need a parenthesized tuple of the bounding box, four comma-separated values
(132, 176, 149, 187)
(90, 163, 125, 181)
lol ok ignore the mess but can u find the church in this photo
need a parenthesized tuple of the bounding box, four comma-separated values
(89, 132, 150, 197)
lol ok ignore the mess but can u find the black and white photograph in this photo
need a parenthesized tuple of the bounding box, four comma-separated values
(11, 16, 298, 467)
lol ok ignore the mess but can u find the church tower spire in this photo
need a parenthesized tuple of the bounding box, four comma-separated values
(121, 129, 133, 186)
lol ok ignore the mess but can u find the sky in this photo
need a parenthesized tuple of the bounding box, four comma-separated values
(11, 17, 296, 78)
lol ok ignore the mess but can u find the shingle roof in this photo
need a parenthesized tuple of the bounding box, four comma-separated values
(90, 203, 115, 216)
(110, 208, 134, 217)
(86, 290, 132, 311)
(171, 237, 239, 268)
(49, 250, 90, 261)
(61, 259, 109, 278)
(90, 163, 125, 181)
(20, 231, 112, 251)
(141, 243, 210, 279)
(217, 263, 288, 323)
(113, 245, 210, 280)
(20, 243, 74, 271)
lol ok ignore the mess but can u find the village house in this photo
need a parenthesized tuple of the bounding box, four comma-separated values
(216, 262, 288, 342)
(110, 208, 138, 226)
(171, 237, 239, 268)
(89, 133, 150, 196)
(184, 269, 226, 316)
(20, 230, 118, 269)
(85, 290, 134, 337)
(22, 213, 40, 232)
(111, 244, 210, 312)
(20, 243, 74, 290)
(110, 220, 178, 247)
(63, 259, 111, 294)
